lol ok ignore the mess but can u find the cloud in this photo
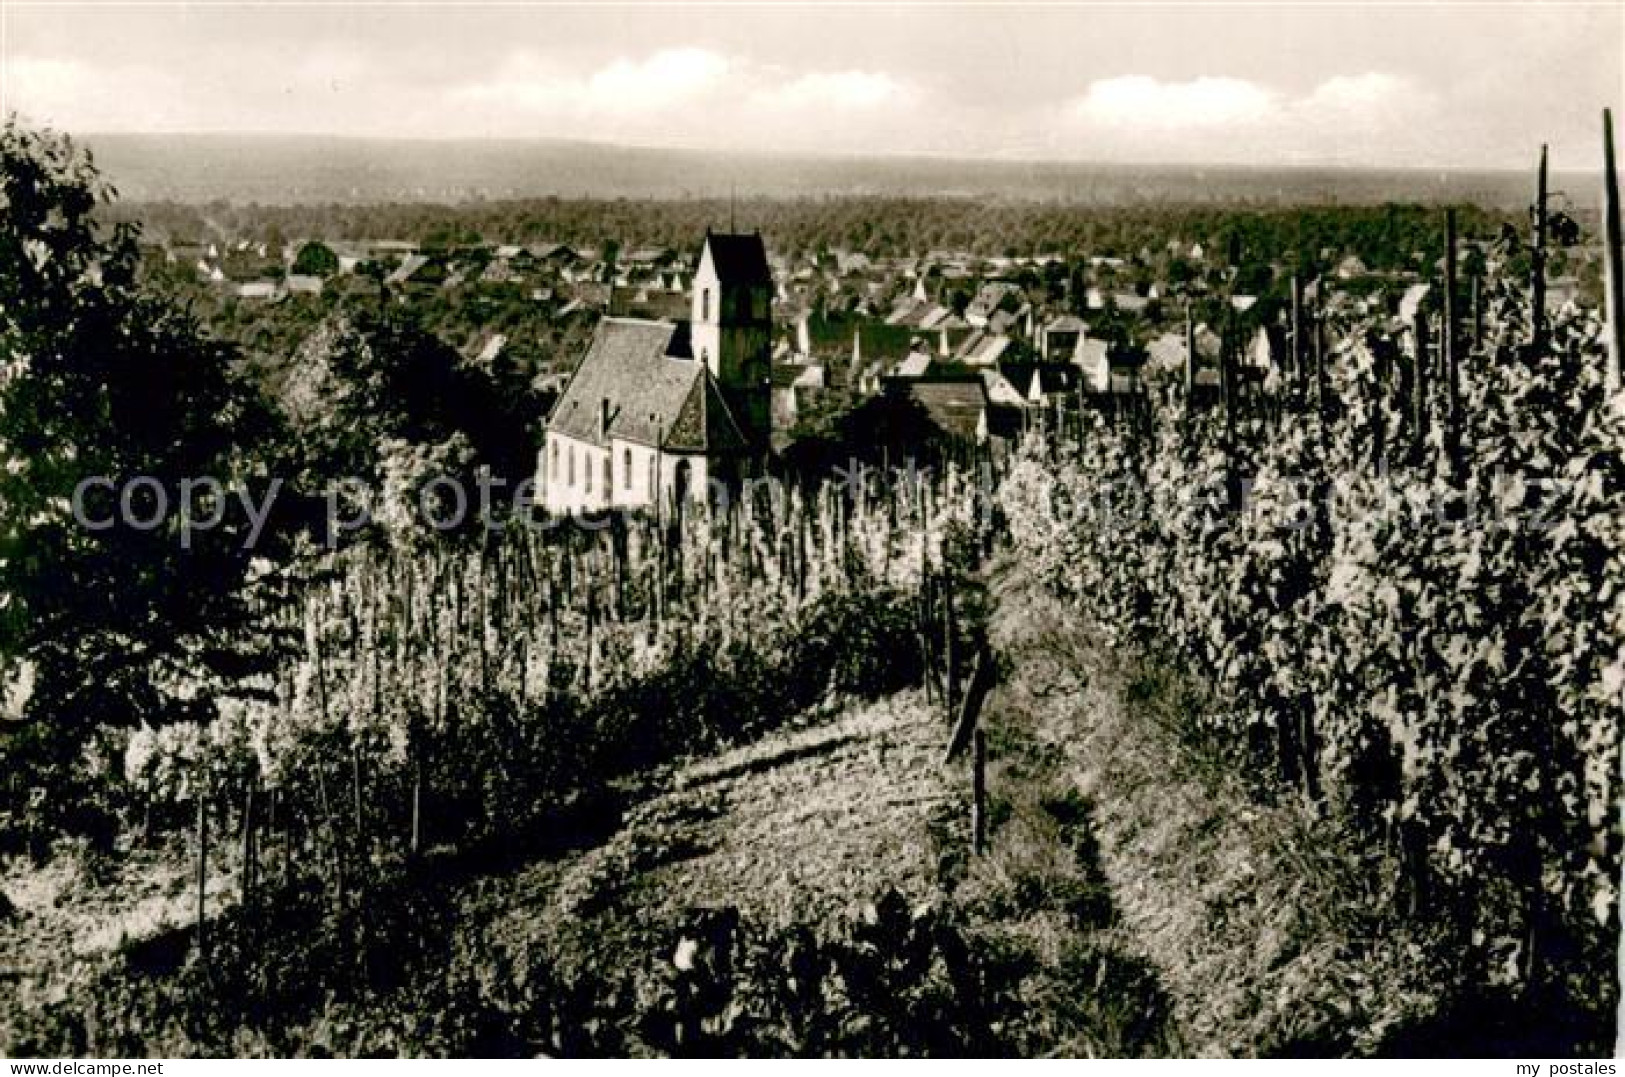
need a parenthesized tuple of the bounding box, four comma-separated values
(586, 47, 732, 111)
(1073, 75, 1277, 129)
(1058, 71, 1441, 164)
(445, 48, 921, 146)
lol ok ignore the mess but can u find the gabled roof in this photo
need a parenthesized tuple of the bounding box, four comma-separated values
(702, 232, 772, 284)
(546, 318, 747, 453)
(1044, 314, 1089, 334)
(890, 377, 990, 442)
(896, 351, 935, 378)
(666, 370, 749, 453)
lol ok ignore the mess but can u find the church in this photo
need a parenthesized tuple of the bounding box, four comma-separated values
(539, 232, 773, 515)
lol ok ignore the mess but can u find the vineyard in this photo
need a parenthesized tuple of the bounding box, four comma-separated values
(5, 462, 1014, 1055)
(1001, 213, 1624, 1037)
(122, 466, 995, 879)
(4, 108, 1625, 1057)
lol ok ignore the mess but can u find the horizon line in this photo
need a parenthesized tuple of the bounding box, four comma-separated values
(66, 127, 1597, 178)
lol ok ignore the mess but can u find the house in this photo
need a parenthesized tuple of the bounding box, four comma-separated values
(1040, 315, 1089, 360)
(539, 232, 772, 515)
(1073, 338, 1111, 390)
(997, 360, 1079, 408)
(770, 362, 826, 429)
(1076, 338, 1146, 396)
(386, 254, 444, 288)
(885, 350, 930, 379)
(610, 285, 690, 322)
(883, 376, 989, 444)
(955, 330, 1013, 366)
(284, 274, 324, 296)
(980, 366, 1028, 408)
(965, 282, 1023, 327)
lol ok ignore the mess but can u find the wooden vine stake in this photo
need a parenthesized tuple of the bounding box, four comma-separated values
(1412, 294, 1430, 460)
(1183, 303, 1197, 399)
(1444, 208, 1463, 475)
(1220, 325, 1241, 512)
(1290, 274, 1304, 386)
(1603, 104, 1625, 1062)
(1533, 143, 1549, 357)
(194, 768, 208, 969)
(1602, 108, 1624, 394)
(972, 729, 987, 857)
(943, 571, 958, 725)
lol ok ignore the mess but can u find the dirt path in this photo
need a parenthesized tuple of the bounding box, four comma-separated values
(472, 688, 961, 966)
(979, 568, 1446, 1057)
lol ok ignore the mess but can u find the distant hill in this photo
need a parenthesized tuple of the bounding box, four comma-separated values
(79, 132, 1569, 210)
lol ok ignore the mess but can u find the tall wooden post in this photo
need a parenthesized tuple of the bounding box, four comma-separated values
(1533, 144, 1549, 357)
(195, 773, 208, 967)
(1290, 274, 1304, 385)
(1603, 108, 1624, 393)
(1412, 299, 1430, 459)
(1444, 209, 1462, 470)
(1312, 305, 1327, 420)
(972, 729, 987, 856)
(1183, 303, 1197, 398)
(1471, 274, 1483, 355)
(943, 574, 958, 725)
(1221, 326, 1240, 511)
(240, 780, 257, 909)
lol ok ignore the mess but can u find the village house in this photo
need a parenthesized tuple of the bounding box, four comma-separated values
(1039, 314, 1088, 361)
(539, 232, 773, 515)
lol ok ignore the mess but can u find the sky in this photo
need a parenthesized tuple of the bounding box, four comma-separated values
(1, 1, 1621, 169)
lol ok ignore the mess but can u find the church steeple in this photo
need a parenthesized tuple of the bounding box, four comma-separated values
(691, 232, 772, 450)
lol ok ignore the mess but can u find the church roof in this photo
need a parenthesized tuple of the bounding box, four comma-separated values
(546, 317, 747, 453)
(702, 232, 772, 284)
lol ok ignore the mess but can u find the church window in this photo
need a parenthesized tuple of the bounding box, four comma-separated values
(568, 447, 575, 486)
(603, 456, 611, 496)
(586, 452, 594, 494)
(702, 288, 710, 321)
(624, 449, 633, 489)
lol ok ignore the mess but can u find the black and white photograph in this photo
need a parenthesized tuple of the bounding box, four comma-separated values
(0, 0, 1622, 1060)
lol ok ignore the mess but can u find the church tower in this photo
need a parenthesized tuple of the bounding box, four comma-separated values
(691, 231, 772, 451)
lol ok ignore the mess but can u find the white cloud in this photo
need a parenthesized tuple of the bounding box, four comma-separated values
(1074, 75, 1277, 129)
(1301, 72, 1409, 114)
(1056, 70, 1445, 164)
(444, 48, 921, 147)
(586, 47, 731, 111)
